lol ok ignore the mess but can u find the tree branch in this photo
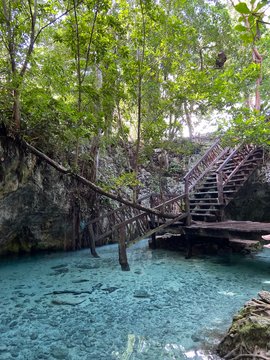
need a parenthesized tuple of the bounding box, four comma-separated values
(82, 3, 99, 83)
(22, 139, 178, 219)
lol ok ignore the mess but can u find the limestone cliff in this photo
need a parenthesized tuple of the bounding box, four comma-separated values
(0, 135, 73, 255)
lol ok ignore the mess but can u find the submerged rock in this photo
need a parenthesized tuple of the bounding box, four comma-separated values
(133, 289, 151, 298)
(217, 290, 270, 359)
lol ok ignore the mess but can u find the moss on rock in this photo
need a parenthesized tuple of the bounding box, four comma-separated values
(217, 291, 270, 359)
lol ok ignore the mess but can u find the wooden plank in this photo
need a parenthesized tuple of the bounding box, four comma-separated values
(229, 238, 260, 246)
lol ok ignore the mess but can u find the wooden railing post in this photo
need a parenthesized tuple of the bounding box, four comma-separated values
(185, 178, 191, 226)
(216, 171, 225, 221)
(216, 171, 224, 205)
(118, 224, 130, 271)
(89, 224, 99, 258)
(149, 213, 157, 249)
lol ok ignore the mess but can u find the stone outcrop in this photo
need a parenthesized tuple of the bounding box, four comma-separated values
(0, 136, 73, 255)
(217, 291, 270, 359)
(225, 165, 270, 222)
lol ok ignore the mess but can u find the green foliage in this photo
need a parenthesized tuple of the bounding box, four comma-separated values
(101, 172, 141, 192)
(220, 109, 270, 147)
(234, 2, 251, 14)
(1, 0, 270, 165)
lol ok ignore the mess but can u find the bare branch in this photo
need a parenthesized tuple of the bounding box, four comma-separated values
(82, 3, 99, 83)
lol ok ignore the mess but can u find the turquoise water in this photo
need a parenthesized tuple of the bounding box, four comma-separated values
(1, 241, 270, 360)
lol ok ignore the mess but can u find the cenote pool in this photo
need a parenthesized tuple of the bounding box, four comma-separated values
(1, 240, 270, 360)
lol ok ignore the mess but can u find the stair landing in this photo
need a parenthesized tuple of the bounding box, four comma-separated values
(184, 221, 270, 243)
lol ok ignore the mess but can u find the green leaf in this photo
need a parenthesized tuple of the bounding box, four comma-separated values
(254, 2, 266, 12)
(240, 32, 253, 44)
(234, 2, 251, 14)
(234, 24, 247, 32)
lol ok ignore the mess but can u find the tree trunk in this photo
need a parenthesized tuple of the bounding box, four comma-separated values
(184, 101, 193, 139)
(89, 224, 99, 257)
(13, 88, 21, 130)
(253, 47, 262, 112)
(133, 0, 146, 203)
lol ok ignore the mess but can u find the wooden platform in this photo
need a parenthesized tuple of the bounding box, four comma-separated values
(184, 221, 270, 243)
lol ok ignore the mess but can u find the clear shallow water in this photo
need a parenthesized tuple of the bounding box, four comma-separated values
(1, 241, 270, 360)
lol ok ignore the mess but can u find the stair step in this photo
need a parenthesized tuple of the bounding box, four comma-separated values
(191, 208, 218, 214)
(195, 190, 235, 196)
(204, 180, 217, 184)
(190, 202, 221, 207)
(191, 213, 217, 221)
(229, 238, 260, 247)
(229, 174, 247, 180)
(190, 198, 219, 203)
(223, 185, 239, 191)
(227, 178, 245, 184)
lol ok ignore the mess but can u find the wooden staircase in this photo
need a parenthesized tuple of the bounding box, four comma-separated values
(184, 141, 264, 222)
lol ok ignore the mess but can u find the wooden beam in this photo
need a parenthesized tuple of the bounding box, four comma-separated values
(118, 225, 130, 271)
(128, 213, 187, 246)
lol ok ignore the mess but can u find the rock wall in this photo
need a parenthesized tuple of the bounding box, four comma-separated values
(0, 136, 73, 255)
(225, 164, 270, 222)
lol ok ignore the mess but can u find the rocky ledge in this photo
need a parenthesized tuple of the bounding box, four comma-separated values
(217, 291, 270, 359)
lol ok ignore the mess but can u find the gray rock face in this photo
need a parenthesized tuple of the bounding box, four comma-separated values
(225, 169, 270, 222)
(0, 136, 73, 255)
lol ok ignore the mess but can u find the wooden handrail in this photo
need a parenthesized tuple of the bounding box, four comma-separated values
(113, 194, 185, 231)
(216, 144, 259, 205)
(216, 144, 242, 173)
(224, 147, 258, 185)
(88, 192, 154, 225)
(188, 146, 231, 192)
(183, 138, 225, 223)
(183, 138, 221, 181)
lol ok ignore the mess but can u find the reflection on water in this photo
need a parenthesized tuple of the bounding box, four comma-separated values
(1, 240, 270, 360)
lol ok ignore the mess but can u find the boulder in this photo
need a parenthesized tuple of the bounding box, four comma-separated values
(217, 291, 270, 359)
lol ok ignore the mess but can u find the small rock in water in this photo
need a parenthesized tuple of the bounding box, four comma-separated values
(76, 263, 100, 270)
(134, 289, 151, 298)
(30, 332, 38, 340)
(50, 346, 69, 360)
(191, 333, 202, 342)
(101, 287, 119, 293)
(72, 279, 89, 284)
(0, 345, 8, 352)
(53, 268, 69, 274)
(51, 264, 68, 270)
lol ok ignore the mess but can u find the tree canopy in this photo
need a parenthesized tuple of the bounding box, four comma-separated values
(1, 0, 270, 167)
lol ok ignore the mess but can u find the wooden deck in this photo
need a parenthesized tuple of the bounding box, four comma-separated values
(184, 220, 270, 242)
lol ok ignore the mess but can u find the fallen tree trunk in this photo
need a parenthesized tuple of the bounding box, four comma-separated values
(23, 139, 178, 219)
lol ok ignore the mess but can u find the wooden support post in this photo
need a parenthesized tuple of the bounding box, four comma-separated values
(185, 236, 193, 259)
(217, 171, 224, 205)
(118, 224, 130, 271)
(184, 179, 191, 226)
(72, 198, 80, 250)
(150, 214, 157, 249)
(89, 224, 99, 258)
